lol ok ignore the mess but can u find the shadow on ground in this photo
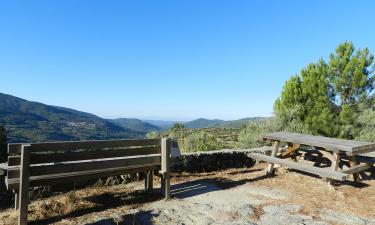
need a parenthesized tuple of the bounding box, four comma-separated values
(29, 190, 161, 225)
(171, 175, 269, 199)
(85, 209, 155, 225)
(29, 169, 267, 225)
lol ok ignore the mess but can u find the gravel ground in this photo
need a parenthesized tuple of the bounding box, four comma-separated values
(1, 163, 374, 225)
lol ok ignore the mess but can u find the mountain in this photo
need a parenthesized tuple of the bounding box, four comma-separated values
(218, 117, 268, 128)
(107, 118, 160, 133)
(0, 93, 143, 143)
(184, 118, 225, 129)
(183, 117, 268, 129)
(142, 120, 179, 129)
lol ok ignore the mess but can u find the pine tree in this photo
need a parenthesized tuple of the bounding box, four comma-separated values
(328, 41, 375, 138)
(274, 61, 337, 136)
(274, 42, 375, 138)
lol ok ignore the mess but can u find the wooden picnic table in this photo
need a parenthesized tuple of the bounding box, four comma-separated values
(249, 132, 375, 182)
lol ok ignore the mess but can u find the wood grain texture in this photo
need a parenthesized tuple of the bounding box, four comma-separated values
(7, 155, 161, 178)
(262, 132, 375, 154)
(8, 146, 161, 166)
(8, 139, 161, 154)
(18, 145, 31, 225)
(342, 163, 372, 175)
(266, 141, 280, 176)
(7, 164, 160, 190)
(249, 152, 348, 181)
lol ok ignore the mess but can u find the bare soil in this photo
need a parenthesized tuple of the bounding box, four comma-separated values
(0, 163, 374, 225)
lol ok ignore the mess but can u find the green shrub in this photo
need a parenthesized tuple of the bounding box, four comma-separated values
(184, 130, 224, 152)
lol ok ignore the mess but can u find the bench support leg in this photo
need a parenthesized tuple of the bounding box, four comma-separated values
(163, 173, 170, 200)
(267, 141, 280, 176)
(349, 156, 360, 182)
(14, 191, 19, 210)
(160, 138, 171, 200)
(145, 171, 154, 191)
(18, 145, 31, 225)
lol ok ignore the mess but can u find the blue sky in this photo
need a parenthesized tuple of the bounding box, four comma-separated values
(1, 1, 374, 120)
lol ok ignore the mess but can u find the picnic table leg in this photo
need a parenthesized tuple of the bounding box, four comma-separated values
(349, 156, 360, 182)
(323, 152, 340, 183)
(267, 141, 280, 176)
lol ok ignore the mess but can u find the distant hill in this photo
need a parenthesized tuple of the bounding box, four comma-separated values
(142, 120, 179, 129)
(0, 93, 143, 143)
(183, 117, 268, 129)
(184, 118, 225, 129)
(218, 117, 268, 128)
(107, 118, 160, 133)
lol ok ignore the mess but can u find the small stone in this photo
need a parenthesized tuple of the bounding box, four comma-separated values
(111, 213, 124, 223)
(237, 204, 255, 217)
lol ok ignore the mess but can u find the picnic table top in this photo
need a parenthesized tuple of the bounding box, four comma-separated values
(262, 132, 375, 154)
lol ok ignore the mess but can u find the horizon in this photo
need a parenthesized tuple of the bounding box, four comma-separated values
(1, 91, 267, 122)
(1, 1, 375, 120)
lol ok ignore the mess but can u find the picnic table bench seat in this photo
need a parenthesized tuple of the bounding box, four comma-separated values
(249, 153, 349, 180)
(255, 132, 375, 182)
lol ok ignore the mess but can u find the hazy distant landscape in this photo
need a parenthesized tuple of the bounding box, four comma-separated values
(0, 92, 265, 145)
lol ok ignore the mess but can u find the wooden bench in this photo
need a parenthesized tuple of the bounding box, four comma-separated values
(4, 138, 172, 225)
(250, 132, 375, 182)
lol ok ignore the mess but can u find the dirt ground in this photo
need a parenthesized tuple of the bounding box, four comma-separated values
(0, 163, 374, 225)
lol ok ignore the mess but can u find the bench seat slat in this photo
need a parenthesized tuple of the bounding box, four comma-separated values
(8, 139, 161, 154)
(249, 153, 348, 181)
(8, 155, 161, 178)
(8, 146, 161, 166)
(6, 164, 160, 190)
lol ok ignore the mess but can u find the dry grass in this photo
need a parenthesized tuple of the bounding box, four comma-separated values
(0, 163, 374, 224)
(211, 163, 375, 218)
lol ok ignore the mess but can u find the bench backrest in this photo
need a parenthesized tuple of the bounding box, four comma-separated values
(6, 138, 168, 190)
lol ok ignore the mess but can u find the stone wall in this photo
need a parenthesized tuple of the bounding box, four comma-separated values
(171, 146, 272, 173)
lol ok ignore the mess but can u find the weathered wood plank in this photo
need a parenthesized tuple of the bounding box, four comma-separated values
(8, 156, 161, 178)
(145, 170, 154, 191)
(262, 132, 375, 153)
(8, 139, 161, 154)
(8, 144, 22, 155)
(266, 141, 280, 176)
(18, 145, 31, 225)
(21, 146, 159, 164)
(249, 152, 348, 181)
(342, 163, 372, 175)
(282, 143, 300, 158)
(8, 156, 21, 166)
(7, 164, 160, 190)
(160, 138, 171, 200)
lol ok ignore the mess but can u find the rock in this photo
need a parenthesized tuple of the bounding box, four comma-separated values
(320, 209, 375, 225)
(111, 213, 125, 224)
(193, 203, 213, 211)
(260, 205, 328, 225)
(157, 214, 172, 223)
(105, 176, 120, 186)
(237, 204, 255, 217)
(263, 205, 302, 215)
